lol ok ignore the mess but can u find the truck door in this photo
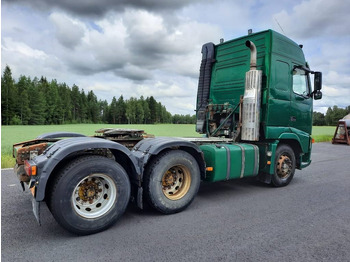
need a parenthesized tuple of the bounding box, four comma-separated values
(290, 67, 313, 134)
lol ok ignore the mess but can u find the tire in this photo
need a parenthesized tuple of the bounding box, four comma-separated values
(144, 150, 201, 214)
(49, 155, 130, 235)
(271, 144, 296, 187)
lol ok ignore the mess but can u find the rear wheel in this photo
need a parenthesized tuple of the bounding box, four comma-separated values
(271, 144, 295, 187)
(49, 155, 130, 235)
(144, 150, 201, 214)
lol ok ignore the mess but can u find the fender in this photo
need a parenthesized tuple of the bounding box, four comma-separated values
(278, 129, 310, 153)
(131, 137, 206, 180)
(36, 132, 86, 139)
(33, 137, 140, 201)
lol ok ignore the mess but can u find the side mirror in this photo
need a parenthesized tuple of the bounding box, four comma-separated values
(314, 72, 322, 91)
(314, 90, 322, 100)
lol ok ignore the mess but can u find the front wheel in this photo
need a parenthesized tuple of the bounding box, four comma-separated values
(144, 150, 201, 214)
(49, 155, 130, 235)
(271, 144, 296, 187)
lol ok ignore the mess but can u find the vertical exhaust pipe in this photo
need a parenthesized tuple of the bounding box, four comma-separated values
(245, 41, 257, 70)
(241, 40, 262, 141)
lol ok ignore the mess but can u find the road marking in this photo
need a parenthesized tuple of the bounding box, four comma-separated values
(8, 184, 17, 187)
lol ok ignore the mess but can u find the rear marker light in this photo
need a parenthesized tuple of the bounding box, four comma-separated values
(24, 160, 37, 176)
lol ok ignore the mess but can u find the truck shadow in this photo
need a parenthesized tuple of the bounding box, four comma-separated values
(125, 176, 272, 218)
(198, 177, 271, 197)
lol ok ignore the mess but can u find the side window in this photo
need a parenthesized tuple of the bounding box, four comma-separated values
(292, 68, 309, 96)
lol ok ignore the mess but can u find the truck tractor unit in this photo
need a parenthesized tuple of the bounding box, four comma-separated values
(13, 30, 322, 235)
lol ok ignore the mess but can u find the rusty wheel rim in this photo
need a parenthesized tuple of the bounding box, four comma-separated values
(72, 174, 117, 219)
(276, 154, 292, 180)
(161, 165, 191, 200)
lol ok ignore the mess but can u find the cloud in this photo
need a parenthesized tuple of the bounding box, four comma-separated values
(271, 0, 350, 114)
(2, 0, 201, 17)
(3, 0, 350, 116)
(49, 13, 85, 49)
(117, 64, 152, 81)
(1, 37, 64, 79)
(273, 0, 350, 39)
(45, 9, 221, 82)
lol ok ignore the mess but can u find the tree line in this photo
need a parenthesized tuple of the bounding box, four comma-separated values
(1, 65, 196, 125)
(313, 106, 350, 126)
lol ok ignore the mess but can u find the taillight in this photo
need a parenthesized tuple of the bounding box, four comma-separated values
(24, 160, 37, 176)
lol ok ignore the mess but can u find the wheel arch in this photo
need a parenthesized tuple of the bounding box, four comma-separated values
(36, 137, 140, 202)
(277, 139, 302, 169)
(132, 137, 206, 181)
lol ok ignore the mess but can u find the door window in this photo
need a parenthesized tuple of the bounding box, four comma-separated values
(292, 68, 309, 96)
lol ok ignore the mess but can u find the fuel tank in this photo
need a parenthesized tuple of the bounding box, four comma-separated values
(200, 143, 259, 182)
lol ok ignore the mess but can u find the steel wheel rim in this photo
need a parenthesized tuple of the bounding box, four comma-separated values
(161, 165, 191, 200)
(72, 174, 117, 219)
(276, 154, 292, 180)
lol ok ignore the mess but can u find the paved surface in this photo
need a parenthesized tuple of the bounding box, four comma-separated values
(2, 142, 350, 261)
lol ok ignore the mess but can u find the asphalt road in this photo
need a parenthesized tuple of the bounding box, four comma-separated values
(2, 142, 350, 262)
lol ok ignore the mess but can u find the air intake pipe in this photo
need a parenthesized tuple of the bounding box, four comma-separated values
(245, 40, 257, 70)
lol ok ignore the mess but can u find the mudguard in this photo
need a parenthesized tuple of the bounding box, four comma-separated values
(37, 132, 86, 139)
(131, 137, 206, 180)
(32, 137, 140, 201)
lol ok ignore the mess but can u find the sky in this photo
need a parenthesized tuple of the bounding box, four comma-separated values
(2, 0, 350, 115)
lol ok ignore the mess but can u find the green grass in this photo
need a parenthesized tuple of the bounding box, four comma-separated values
(1, 124, 336, 168)
(312, 126, 335, 142)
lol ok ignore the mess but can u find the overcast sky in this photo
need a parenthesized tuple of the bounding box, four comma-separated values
(2, 0, 350, 114)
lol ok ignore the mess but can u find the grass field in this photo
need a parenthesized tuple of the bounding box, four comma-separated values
(1, 124, 335, 168)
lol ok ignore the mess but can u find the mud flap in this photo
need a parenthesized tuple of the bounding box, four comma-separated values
(137, 187, 143, 210)
(32, 198, 41, 226)
(257, 172, 272, 184)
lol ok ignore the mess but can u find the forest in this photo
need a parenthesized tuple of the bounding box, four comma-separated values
(313, 106, 350, 126)
(2, 65, 349, 126)
(1, 66, 196, 125)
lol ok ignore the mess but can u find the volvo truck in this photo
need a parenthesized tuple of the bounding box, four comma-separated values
(13, 29, 322, 235)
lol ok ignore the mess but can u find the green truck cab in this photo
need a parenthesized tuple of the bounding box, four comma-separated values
(197, 29, 322, 184)
(12, 29, 322, 235)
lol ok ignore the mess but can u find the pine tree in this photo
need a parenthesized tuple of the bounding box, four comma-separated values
(71, 85, 80, 122)
(16, 75, 32, 124)
(20, 89, 32, 125)
(116, 95, 126, 124)
(29, 84, 46, 125)
(1, 65, 17, 125)
(45, 80, 60, 124)
(148, 96, 157, 124)
(109, 96, 118, 124)
(99, 100, 109, 123)
(87, 90, 99, 123)
(80, 90, 88, 122)
(126, 97, 137, 124)
(141, 96, 150, 124)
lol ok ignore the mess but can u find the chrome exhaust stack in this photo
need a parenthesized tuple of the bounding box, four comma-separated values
(246, 40, 257, 70)
(241, 40, 262, 141)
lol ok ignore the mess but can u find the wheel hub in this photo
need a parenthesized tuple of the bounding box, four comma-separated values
(78, 179, 103, 204)
(162, 166, 191, 200)
(277, 155, 292, 179)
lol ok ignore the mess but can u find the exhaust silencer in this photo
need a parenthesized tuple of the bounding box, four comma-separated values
(241, 41, 262, 141)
